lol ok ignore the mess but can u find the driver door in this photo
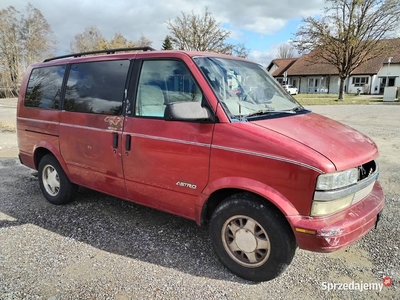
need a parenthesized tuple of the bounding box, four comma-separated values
(121, 59, 215, 220)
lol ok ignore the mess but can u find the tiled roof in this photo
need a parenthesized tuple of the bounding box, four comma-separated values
(280, 39, 400, 77)
(268, 58, 298, 77)
(386, 54, 400, 64)
(352, 56, 386, 74)
(287, 54, 337, 76)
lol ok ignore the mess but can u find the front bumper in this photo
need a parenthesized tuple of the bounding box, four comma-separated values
(287, 181, 384, 252)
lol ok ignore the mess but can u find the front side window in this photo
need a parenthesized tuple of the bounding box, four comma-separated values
(25, 65, 66, 109)
(64, 60, 130, 115)
(135, 60, 202, 117)
(194, 57, 304, 121)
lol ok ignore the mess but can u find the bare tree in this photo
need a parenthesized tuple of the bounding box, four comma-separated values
(98, 32, 137, 49)
(277, 43, 296, 59)
(70, 27, 152, 52)
(167, 7, 232, 54)
(293, 0, 400, 99)
(70, 26, 104, 53)
(231, 43, 250, 59)
(0, 7, 20, 97)
(136, 34, 153, 47)
(0, 4, 56, 98)
(20, 4, 57, 69)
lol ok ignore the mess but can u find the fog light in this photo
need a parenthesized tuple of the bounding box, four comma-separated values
(311, 194, 354, 216)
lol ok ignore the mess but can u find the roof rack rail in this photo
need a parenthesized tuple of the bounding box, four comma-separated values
(43, 46, 156, 62)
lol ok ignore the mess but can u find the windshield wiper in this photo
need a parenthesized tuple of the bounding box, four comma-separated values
(292, 106, 305, 112)
(246, 109, 296, 118)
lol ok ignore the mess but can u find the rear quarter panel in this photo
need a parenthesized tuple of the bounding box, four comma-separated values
(17, 66, 62, 170)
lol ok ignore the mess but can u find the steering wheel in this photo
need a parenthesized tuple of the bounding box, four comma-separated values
(263, 87, 275, 101)
(243, 87, 275, 104)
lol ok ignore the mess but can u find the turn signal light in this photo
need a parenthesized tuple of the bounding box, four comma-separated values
(295, 228, 317, 235)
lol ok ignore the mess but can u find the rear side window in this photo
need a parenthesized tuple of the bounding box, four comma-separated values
(25, 65, 66, 109)
(64, 60, 130, 115)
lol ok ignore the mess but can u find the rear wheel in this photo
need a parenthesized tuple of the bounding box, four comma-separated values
(210, 193, 296, 282)
(38, 154, 78, 205)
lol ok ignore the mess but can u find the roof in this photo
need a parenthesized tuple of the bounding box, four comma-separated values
(32, 49, 249, 69)
(287, 53, 388, 76)
(385, 54, 400, 64)
(287, 54, 337, 76)
(278, 38, 400, 77)
(267, 58, 298, 77)
(43, 47, 156, 62)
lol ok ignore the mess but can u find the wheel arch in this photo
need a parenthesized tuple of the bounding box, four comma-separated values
(33, 147, 52, 169)
(198, 178, 300, 227)
(200, 188, 242, 226)
(33, 144, 70, 179)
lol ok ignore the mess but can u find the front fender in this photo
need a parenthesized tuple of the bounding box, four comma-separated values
(199, 177, 300, 217)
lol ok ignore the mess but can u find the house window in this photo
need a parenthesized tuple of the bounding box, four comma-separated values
(352, 77, 369, 87)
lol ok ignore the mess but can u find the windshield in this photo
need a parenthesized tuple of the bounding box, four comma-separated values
(193, 56, 303, 121)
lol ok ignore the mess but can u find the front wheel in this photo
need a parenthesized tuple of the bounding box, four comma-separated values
(38, 154, 78, 205)
(210, 193, 296, 282)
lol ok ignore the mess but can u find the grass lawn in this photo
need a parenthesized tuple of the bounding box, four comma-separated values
(292, 94, 394, 105)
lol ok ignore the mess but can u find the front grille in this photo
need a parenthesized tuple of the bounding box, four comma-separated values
(359, 160, 376, 181)
(352, 182, 375, 204)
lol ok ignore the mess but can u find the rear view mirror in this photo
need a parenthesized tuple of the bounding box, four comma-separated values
(164, 102, 213, 122)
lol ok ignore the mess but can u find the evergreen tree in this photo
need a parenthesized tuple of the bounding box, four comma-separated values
(162, 36, 173, 50)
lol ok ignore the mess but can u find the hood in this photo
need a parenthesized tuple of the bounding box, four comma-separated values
(252, 112, 378, 171)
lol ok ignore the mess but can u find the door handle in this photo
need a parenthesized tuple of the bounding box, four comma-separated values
(112, 132, 118, 148)
(125, 135, 131, 151)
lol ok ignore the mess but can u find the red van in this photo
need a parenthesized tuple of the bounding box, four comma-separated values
(17, 47, 384, 282)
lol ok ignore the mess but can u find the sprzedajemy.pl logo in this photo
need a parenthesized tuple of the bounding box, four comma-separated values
(322, 276, 393, 292)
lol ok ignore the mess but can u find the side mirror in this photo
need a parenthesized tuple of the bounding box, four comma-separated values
(164, 102, 214, 122)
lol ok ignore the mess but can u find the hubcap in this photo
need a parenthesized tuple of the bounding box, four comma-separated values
(221, 215, 271, 268)
(42, 164, 60, 196)
(235, 229, 257, 252)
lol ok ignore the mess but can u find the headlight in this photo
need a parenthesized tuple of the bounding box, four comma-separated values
(316, 168, 358, 190)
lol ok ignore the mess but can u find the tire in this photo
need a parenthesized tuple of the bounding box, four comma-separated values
(209, 193, 296, 282)
(38, 154, 78, 205)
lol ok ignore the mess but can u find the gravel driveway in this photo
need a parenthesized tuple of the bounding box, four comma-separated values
(0, 102, 398, 299)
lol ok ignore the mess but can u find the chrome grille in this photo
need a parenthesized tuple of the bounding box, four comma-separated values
(352, 181, 375, 204)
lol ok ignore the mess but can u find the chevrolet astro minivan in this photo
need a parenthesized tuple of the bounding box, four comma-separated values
(17, 47, 384, 282)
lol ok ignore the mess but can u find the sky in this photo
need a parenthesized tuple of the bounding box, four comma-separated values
(1, 0, 325, 65)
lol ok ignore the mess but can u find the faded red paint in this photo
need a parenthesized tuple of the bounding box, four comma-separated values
(17, 50, 384, 255)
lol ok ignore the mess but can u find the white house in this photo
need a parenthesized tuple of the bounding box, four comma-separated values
(267, 39, 400, 95)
